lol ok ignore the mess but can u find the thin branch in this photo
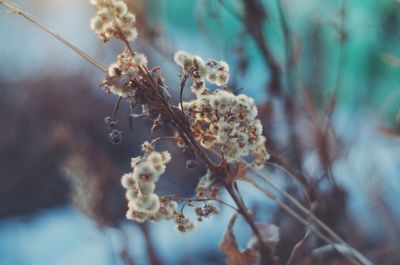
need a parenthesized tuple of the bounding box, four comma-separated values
(179, 73, 190, 113)
(113, 96, 123, 120)
(224, 183, 277, 265)
(247, 163, 374, 265)
(174, 195, 239, 212)
(243, 177, 362, 265)
(0, 0, 107, 73)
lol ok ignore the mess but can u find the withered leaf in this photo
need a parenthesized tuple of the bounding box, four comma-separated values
(220, 213, 259, 265)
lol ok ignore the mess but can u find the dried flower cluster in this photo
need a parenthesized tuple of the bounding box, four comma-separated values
(194, 204, 219, 222)
(90, 0, 137, 42)
(87, 0, 269, 235)
(121, 145, 172, 222)
(174, 52, 269, 164)
(121, 144, 200, 232)
(174, 51, 230, 96)
(102, 51, 148, 97)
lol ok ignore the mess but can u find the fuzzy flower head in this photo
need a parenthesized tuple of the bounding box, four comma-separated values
(121, 149, 172, 223)
(180, 89, 269, 164)
(174, 51, 230, 96)
(90, 0, 137, 42)
(102, 51, 148, 97)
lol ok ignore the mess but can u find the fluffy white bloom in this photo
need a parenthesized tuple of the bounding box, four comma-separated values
(138, 181, 156, 195)
(180, 89, 269, 163)
(174, 51, 230, 97)
(122, 150, 171, 223)
(90, 0, 137, 42)
(102, 51, 147, 97)
(126, 208, 148, 223)
(174, 51, 194, 68)
(133, 161, 160, 182)
(130, 194, 160, 213)
(151, 198, 178, 221)
(125, 188, 139, 201)
(121, 173, 136, 189)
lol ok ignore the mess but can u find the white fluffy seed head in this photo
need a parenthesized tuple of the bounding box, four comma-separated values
(123, 27, 138, 41)
(132, 53, 148, 66)
(114, 1, 128, 16)
(121, 13, 136, 24)
(130, 194, 160, 213)
(138, 181, 156, 195)
(90, 0, 137, 42)
(174, 51, 193, 67)
(179, 88, 269, 164)
(126, 208, 148, 223)
(134, 162, 160, 182)
(90, 16, 104, 32)
(131, 156, 142, 168)
(125, 188, 139, 201)
(121, 173, 136, 189)
(161, 151, 172, 163)
(147, 152, 163, 166)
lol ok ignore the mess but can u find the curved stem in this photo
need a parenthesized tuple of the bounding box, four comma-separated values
(247, 163, 374, 265)
(173, 195, 239, 211)
(244, 177, 363, 265)
(112, 96, 122, 120)
(0, 0, 107, 73)
(224, 183, 277, 265)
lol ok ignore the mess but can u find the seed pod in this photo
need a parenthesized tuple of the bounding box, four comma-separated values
(105, 116, 118, 129)
(109, 120, 119, 130)
(109, 130, 122, 144)
(186, 159, 199, 168)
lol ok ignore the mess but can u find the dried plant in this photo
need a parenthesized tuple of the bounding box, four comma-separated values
(0, 0, 380, 264)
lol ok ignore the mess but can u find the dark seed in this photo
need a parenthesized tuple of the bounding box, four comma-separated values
(109, 120, 119, 129)
(109, 130, 122, 144)
(186, 159, 199, 168)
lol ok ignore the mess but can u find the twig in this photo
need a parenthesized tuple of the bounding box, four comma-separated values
(173, 195, 239, 212)
(243, 177, 362, 265)
(179, 73, 190, 113)
(0, 0, 107, 73)
(113, 96, 123, 120)
(247, 163, 374, 265)
(224, 182, 277, 265)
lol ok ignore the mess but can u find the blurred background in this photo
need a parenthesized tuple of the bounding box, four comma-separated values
(0, 0, 399, 264)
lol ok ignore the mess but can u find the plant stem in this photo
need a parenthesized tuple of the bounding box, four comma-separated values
(247, 164, 374, 265)
(0, 0, 107, 73)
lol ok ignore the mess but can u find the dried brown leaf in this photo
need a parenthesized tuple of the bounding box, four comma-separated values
(220, 213, 259, 265)
(225, 161, 249, 184)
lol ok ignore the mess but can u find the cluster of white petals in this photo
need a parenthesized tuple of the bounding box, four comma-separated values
(103, 51, 148, 97)
(90, 0, 137, 42)
(182, 89, 269, 164)
(174, 51, 230, 96)
(122, 148, 172, 223)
